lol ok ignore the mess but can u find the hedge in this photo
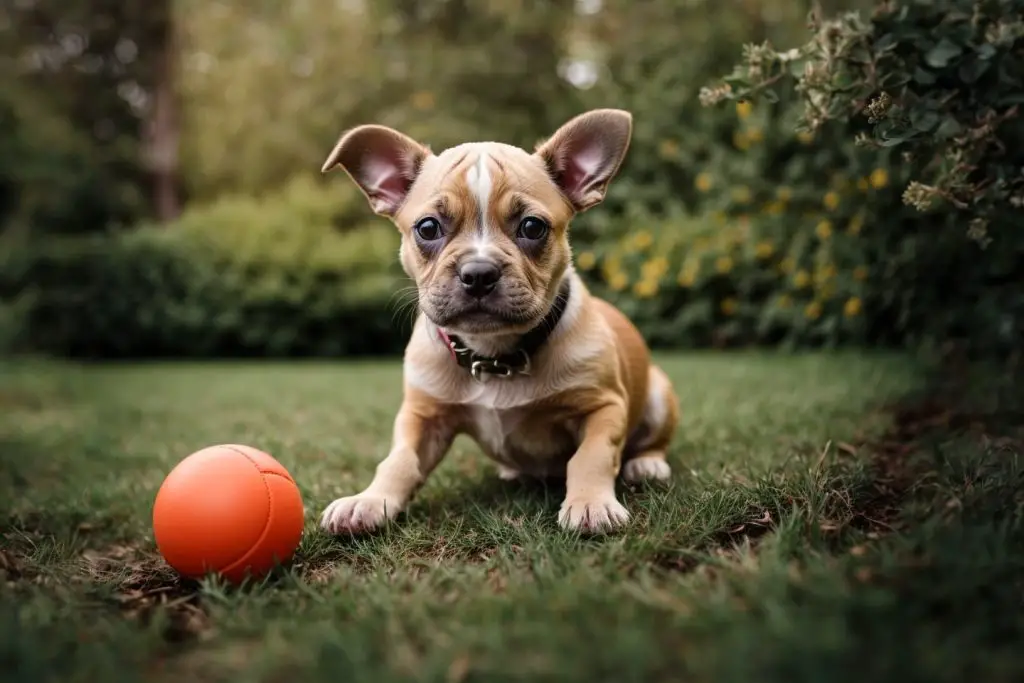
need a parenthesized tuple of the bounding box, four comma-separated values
(1, 176, 408, 358)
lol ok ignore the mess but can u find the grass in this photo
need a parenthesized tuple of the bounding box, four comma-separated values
(2, 350, 1024, 683)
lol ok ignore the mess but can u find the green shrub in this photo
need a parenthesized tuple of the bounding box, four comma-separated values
(691, 0, 1024, 355)
(571, 0, 1023, 356)
(1, 175, 408, 358)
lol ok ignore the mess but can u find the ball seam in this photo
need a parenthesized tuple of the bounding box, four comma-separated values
(218, 446, 277, 579)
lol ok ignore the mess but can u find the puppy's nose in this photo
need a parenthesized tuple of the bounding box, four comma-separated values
(458, 260, 501, 298)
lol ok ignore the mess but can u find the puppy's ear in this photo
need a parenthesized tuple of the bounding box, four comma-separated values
(321, 125, 430, 216)
(535, 109, 633, 212)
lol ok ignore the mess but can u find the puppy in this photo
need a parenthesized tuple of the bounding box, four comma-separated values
(318, 109, 679, 534)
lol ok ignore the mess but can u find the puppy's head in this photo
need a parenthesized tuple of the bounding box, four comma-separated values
(321, 109, 632, 337)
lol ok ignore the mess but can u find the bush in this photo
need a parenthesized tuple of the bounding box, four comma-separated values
(693, 0, 1024, 355)
(570, 0, 1023, 356)
(1, 176, 409, 358)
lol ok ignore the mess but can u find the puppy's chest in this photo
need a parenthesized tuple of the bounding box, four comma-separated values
(463, 403, 579, 470)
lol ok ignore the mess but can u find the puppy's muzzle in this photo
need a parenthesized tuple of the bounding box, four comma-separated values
(458, 259, 501, 299)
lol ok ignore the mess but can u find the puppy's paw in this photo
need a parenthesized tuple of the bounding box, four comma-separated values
(496, 465, 523, 481)
(558, 494, 630, 534)
(320, 494, 398, 535)
(622, 455, 672, 483)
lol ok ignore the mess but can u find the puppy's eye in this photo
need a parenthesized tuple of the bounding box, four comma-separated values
(414, 217, 444, 242)
(517, 216, 549, 241)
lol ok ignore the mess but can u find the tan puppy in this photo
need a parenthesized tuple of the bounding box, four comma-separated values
(318, 109, 679, 534)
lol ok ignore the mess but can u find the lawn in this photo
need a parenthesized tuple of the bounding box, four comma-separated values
(2, 351, 1024, 683)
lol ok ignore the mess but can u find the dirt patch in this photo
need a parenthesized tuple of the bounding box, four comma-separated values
(648, 386, 976, 576)
(81, 544, 211, 644)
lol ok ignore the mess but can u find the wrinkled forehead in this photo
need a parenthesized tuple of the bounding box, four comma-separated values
(400, 142, 570, 223)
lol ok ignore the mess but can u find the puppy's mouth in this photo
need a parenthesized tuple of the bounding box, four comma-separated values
(423, 297, 538, 335)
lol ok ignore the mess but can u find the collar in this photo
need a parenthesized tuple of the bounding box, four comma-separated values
(437, 279, 572, 381)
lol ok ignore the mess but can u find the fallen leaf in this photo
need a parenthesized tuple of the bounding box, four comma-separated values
(751, 511, 773, 526)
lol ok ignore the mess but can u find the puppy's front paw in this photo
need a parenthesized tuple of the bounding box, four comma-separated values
(622, 455, 672, 483)
(320, 494, 398, 535)
(558, 494, 630, 534)
(496, 465, 522, 481)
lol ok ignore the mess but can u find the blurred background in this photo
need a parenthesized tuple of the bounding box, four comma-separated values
(0, 0, 1018, 361)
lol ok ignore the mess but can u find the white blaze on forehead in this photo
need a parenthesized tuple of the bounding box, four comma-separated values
(465, 151, 495, 258)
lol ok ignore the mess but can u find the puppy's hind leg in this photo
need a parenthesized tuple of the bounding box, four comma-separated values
(622, 365, 679, 484)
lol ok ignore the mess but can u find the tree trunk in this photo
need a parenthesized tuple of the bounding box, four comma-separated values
(146, 8, 180, 223)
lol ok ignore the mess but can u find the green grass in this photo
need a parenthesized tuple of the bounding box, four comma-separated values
(2, 351, 1024, 683)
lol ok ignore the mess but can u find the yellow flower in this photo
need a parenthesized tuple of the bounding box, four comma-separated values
(778, 294, 793, 308)
(844, 297, 863, 317)
(411, 91, 436, 110)
(633, 279, 659, 298)
(731, 186, 752, 204)
(658, 139, 680, 159)
(819, 282, 836, 300)
(602, 255, 621, 279)
(823, 191, 840, 211)
(869, 168, 889, 189)
(779, 257, 795, 273)
(733, 130, 750, 150)
(716, 256, 734, 274)
(853, 265, 869, 281)
(633, 231, 654, 250)
(746, 127, 764, 144)
(776, 187, 793, 202)
(736, 100, 753, 119)
(805, 301, 823, 320)
(764, 200, 785, 216)
(797, 130, 815, 145)
(815, 264, 837, 282)
(848, 211, 865, 235)
(576, 251, 597, 270)
(857, 177, 870, 192)
(641, 256, 669, 279)
(695, 172, 714, 193)
(677, 266, 698, 287)
(793, 269, 811, 288)
(720, 297, 738, 316)
(815, 220, 833, 239)
(609, 271, 629, 291)
(755, 241, 774, 259)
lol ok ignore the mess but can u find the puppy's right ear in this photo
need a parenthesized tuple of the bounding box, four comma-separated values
(321, 125, 430, 217)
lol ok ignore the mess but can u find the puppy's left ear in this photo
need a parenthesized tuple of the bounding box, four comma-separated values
(535, 109, 633, 212)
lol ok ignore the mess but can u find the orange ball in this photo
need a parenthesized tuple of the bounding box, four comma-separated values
(152, 444, 304, 584)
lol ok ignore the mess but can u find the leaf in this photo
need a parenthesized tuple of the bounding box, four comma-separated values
(787, 57, 808, 77)
(934, 117, 963, 140)
(913, 68, 937, 85)
(911, 110, 940, 132)
(976, 43, 997, 60)
(958, 59, 990, 84)
(762, 88, 780, 104)
(875, 33, 898, 52)
(924, 38, 963, 68)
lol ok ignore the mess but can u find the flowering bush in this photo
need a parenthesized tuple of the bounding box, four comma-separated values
(575, 0, 1024, 355)
(574, 91, 914, 349)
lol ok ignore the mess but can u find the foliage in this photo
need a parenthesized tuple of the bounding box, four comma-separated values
(0, 0, 174, 233)
(571, 0, 1024, 355)
(0, 176, 408, 358)
(700, 0, 1024, 245)
(178, 0, 580, 200)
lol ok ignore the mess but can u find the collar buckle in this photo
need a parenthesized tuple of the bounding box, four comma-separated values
(468, 350, 530, 382)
